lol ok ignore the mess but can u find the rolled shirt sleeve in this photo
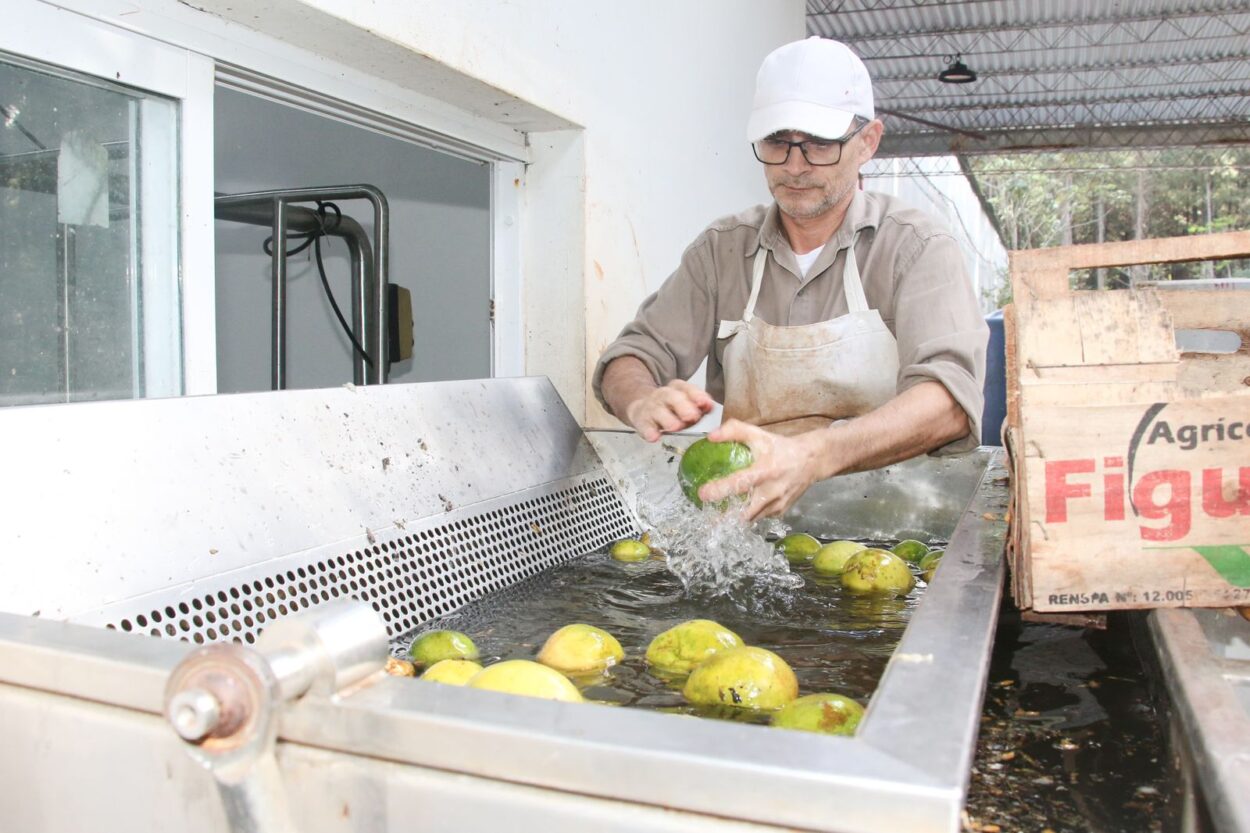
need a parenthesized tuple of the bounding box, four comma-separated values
(890, 231, 989, 455)
(592, 234, 719, 417)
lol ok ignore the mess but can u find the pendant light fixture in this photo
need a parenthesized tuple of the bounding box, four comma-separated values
(938, 53, 977, 84)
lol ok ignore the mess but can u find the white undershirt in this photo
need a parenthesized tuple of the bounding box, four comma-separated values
(793, 244, 825, 278)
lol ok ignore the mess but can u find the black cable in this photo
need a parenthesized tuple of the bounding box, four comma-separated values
(264, 201, 373, 368)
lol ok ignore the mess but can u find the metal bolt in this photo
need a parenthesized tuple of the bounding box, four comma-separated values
(169, 688, 222, 741)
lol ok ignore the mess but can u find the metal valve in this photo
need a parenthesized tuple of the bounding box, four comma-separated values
(163, 599, 389, 833)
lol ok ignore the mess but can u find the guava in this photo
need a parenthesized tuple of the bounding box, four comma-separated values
(776, 533, 822, 565)
(891, 539, 930, 564)
(410, 629, 479, 667)
(841, 549, 916, 596)
(537, 624, 624, 673)
(645, 619, 744, 675)
(918, 549, 944, 583)
(812, 540, 867, 576)
(918, 549, 944, 570)
(682, 646, 798, 710)
(467, 660, 584, 703)
(610, 538, 651, 562)
(771, 693, 864, 736)
(421, 658, 483, 685)
(677, 438, 753, 508)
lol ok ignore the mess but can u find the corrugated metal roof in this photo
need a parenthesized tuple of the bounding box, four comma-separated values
(807, 0, 1250, 155)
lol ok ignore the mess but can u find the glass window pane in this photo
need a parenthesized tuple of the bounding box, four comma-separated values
(0, 52, 180, 406)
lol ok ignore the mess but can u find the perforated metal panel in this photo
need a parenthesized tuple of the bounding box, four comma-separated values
(88, 473, 635, 645)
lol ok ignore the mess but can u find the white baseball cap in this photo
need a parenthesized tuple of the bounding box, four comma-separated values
(747, 37, 875, 143)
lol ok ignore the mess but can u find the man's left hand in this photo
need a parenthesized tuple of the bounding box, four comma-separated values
(697, 420, 830, 522)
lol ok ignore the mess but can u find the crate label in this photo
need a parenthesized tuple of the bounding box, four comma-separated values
(1025, 395, 1250, 609)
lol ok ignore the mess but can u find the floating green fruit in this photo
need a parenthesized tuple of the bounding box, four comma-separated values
(677, 438, 753, 508)
(841, 549, 916, 597)
(682, 646, 798, 711)
(537, 624, 624, 673)
(771, 693, 865, 736)
(812, 540, 867, 576)
(918, 549, 944, 572)
(610, 538, 651, 562)
(467, 660, 584, 702)
(645, 619, 744, 675)
(891, 539, 930, 563)
(410, 630, 479, 667)
(421, 658, 483, 685)
(776, 533, 822, 565)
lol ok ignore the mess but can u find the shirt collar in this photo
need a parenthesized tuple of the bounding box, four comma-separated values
(749, 188, 877, 259)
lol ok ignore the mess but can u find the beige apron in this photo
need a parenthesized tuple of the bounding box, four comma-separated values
(718, 236, 899, 436)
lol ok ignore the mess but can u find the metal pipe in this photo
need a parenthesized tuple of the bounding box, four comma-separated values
(214, 185, 390, 387)
(271, 197, 287, 390)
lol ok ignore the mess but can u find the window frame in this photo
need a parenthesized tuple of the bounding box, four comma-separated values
(12, 0, 529, 393)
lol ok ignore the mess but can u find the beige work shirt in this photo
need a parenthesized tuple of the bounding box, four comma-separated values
(592, 189, 989, 454)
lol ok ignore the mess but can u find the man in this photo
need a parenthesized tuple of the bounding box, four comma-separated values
(593, 37, 988, 521)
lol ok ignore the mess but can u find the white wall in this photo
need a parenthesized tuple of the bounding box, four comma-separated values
(187, 0, 806, 423)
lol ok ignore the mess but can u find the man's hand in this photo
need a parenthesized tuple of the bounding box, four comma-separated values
(697, 420, 829, 521)
(625, 380, 715, 442)
(601, 356, 714, 442)
(696, 382, 971, 521)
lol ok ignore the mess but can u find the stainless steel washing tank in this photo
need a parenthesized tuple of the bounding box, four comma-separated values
(0, 378, 1008, 833)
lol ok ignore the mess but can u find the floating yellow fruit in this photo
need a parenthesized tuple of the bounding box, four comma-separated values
(812, 540, 867, 576)
(677, 438, 753, 508)
(409, 630, 479, 667)
(467, 660, 584, 702)
(610, 538, 651, 562)
(841, 549, 916, 597)
(645, 619, 744, 675)
(682, 646, 798, 711)
(421, 658, 483, 685)
(776, 533, 822, 565)
(537, 624, 624, 673)
(891, 539, 930, 564)
(771, 693, 865, 736)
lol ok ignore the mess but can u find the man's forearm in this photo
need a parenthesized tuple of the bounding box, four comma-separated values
(600, 356, 659, 420)
(812, 381, 971, 479)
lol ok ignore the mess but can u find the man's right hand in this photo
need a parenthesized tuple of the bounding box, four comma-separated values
(601, 356, 714, 442)
(623, 380, 715, 442)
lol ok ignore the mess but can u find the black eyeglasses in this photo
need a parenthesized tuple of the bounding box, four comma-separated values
(751, 119, 869, 166)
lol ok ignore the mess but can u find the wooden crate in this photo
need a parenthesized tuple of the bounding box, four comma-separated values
(1005, 230, 1250, 614)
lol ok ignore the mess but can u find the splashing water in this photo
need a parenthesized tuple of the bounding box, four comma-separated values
(637, 481, 804, 612)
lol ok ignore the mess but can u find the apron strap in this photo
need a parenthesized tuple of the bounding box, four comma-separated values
(842, 231, 869, 313)
(742, 247, 768, 322)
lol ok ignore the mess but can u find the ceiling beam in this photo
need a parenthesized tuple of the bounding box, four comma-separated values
(878, 122, 1250, 158)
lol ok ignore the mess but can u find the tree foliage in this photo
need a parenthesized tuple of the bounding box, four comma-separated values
(967, 149, 1250, 299)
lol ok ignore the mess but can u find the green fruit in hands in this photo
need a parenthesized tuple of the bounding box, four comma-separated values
(891, 539, 930, 563)
(682, 646, 799, 711)
(841, 549, 917, 597)
(410, 630, 479, 667)
(610, 538, 652, 562)
(678, 438, 753, 508)
(467, 660, 584, 703)
(421, 659, 483, 685)
(776, 533, 822, 565)
(771, 693, 865, 736)
(812, 540, 867, 576)
(645, 619, 744, 675)
(537, 624, 625, 673)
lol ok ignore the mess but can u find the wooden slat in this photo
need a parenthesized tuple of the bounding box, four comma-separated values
(1013, 230, 1250, 277)
(1159, 289, 1250, 334)
(1016, 290, 1178, 370)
